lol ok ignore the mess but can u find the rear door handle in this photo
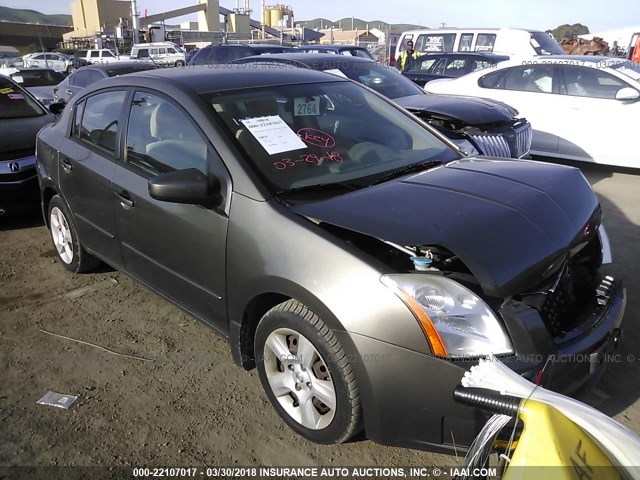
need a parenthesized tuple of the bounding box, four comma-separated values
(114, 191, 134, 209)
(66, 90, 73, 95)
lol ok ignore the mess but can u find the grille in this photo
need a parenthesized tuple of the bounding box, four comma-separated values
(469, 123, 533, 159)
(470, 133, 511, 158)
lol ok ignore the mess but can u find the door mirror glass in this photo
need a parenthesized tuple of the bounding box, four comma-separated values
(615, 87, 640, 101)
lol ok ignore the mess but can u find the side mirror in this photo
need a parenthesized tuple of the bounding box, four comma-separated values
(615, 87, 640, 101)
(148, 168, 221, 206)
(49, 102, 65, 115)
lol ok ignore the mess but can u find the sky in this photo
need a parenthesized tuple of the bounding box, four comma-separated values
(3, 0, 640, 33)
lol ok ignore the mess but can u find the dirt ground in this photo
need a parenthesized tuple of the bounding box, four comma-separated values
(1, 163, 639, 473)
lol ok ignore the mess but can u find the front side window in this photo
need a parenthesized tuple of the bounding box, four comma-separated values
(137, 49, 149, 58)
(79, 90, 126, 154)
(562, 66, 629, 99)
(206, 81, 458, 192)
(103, 50, 115, 58)
(90, 51, 100, 58)
(125, 91, 208, 176)
(444, 59, 469, 76)
(72, 100, 86, 137)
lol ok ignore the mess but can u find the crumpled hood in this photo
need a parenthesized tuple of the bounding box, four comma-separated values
(291, 158, 600, 298)
(394, 94, 519, 125)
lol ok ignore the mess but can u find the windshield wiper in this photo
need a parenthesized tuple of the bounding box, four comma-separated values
(369, 160, 441, 186)
(277, 181, 361, 196)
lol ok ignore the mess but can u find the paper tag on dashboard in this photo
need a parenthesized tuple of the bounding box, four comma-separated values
(240, 115, 307, 155)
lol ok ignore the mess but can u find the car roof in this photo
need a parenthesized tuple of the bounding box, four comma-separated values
(236, 52, 375, 67)
(83, 61, 156, 72)
(298, 44, 369, 50)
(101, 64, 348, 93)
(416, 52, 510, 60)
(199, 43, 295, 51)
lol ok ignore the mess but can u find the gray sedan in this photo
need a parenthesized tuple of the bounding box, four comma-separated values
(36, 65, 624, 451)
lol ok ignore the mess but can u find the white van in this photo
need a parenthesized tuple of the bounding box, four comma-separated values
(130, 42, 186, 67)
(394, 28, 564, 61)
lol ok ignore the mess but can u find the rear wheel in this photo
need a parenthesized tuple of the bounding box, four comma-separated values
(255, 300, 362, 444)
(175, 60, 185, 67)
(48, 195, 100, 273)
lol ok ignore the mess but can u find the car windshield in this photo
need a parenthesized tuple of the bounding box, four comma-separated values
(0, 79, 45, 119)
(529, 32, 565, 55)
(205, 81, 458, 193)
(9, 69, 65, 87)
(336, 62, 425, 99)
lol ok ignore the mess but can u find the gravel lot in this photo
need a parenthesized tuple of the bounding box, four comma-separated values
(1, 162, 639, 471)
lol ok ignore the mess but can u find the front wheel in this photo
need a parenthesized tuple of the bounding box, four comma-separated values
(175, 60, 185, 67)
(48, 195, 100, 273)
(255, 300, 362, 444)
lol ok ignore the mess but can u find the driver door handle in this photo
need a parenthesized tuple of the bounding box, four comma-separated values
(59, 155, 73, 172)
(114, 191, 134, 209)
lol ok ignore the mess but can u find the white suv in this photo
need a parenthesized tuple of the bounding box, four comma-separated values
(130, 42, 186, 67)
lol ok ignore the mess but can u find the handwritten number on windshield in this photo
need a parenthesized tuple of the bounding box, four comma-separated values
(274, 152, 343, 170)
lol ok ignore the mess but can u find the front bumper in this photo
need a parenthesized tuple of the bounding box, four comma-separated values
(337, 277, 625, 453)
(0, 155, 40, 216)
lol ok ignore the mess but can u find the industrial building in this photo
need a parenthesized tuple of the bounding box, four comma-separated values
(60, 0, 322, 49)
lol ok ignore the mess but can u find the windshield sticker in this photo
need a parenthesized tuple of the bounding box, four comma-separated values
(12, 75, 24, 83)
(7, 93, 24, 100)
(297, 128, 336, 148)
(240, 115, 307, 155)
(0, 88, 14, 94)
(294, 96, 320, 116)
(273, 152, 344, 170)
(323, 68, 348, 79)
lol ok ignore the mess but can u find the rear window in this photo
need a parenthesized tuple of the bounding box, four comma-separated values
(9, 69, 65, 87)
(338, 63, 425, 99)
(0, 80, 45, 119)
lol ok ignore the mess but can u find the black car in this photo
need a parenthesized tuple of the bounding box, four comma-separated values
(188, 43, 296, 66)
(233, 54, 531, 158)
(53, 61, 158, 104)
(1, 76, 54, 216)
(296, 44, 377, 60)
(402, 52, 510, 86)
(36, 65, 623, 452)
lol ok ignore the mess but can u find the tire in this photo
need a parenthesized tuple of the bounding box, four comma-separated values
(48, 195, 101, 273)
(255, 300, 362, 444)
(175, 60, 185, 67)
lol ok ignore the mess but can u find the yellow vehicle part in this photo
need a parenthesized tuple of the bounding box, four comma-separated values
(504, 400, 621, 480)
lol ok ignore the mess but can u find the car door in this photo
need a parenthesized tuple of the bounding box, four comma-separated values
(58, 89, 126, 266)
(478, 64, 560, 153)
(111, 90, 229, 327)
(552, 65, 638, 165)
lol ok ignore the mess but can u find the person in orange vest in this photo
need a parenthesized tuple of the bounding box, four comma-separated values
(397, 40, 420, 72)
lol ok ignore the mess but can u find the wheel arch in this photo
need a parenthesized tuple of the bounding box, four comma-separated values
(229, 279, 354, 371)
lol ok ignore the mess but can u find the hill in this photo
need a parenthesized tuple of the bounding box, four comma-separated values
(300, 17, 426, 32)
(0, 6, 72, 26)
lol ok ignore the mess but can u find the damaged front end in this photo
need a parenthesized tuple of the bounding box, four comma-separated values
(411, 110, 533, 159)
